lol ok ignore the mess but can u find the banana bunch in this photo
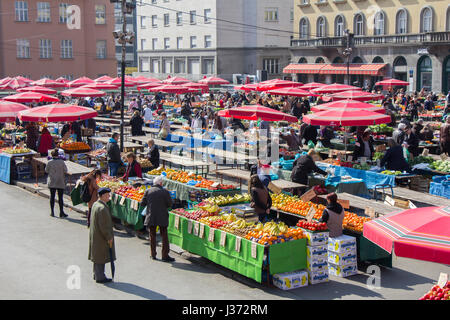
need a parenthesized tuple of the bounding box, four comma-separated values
(221, 214, 237, 223)
(278, 222, 288, 234)
(228, 218, 246, 229)
(200, 204, 221, 214)
(263, 221, 282, 236)
(198, 216, 222, 224)
(254, 223, 264, 232)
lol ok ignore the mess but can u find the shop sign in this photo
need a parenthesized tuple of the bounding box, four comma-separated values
(417, 48, 429, 55)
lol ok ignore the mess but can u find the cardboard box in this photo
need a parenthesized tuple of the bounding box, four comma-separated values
(328, 250, 357, 266)
(306, 244, 328, 258)
(272, 270, 308, 290)
(308, 269, 329, 285)
(328, 235, 356, 254)
(328, 262, 358, 278)
(303, 230, 329, 246)
(307, 257, 328, 272)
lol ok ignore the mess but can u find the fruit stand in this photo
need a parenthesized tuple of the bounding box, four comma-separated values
(167, 210, 307, 283)
(0, 147, 38, 184)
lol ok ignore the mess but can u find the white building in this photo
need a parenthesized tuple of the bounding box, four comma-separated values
(135, 0, 293, 81)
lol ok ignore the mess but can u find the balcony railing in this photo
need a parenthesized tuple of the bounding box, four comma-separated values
(291, 31, 450, 47)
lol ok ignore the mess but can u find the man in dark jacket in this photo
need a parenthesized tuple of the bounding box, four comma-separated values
(380, 139, 410, 172)
(280, 128, 302, 151)
(353, 130, 374, 159)
(303, 124, 318, 145)
(143, 176, 174, 262)
(130, 111, 144, 136)
(291, 150, 327, 189)
(424, 95, 434, 111)
(146, 139, 160, 170)
(107, 133, 121, 177)
(404, 126, 420, 157)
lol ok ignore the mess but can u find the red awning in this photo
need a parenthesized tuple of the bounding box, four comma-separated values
(283, 63, 386, 76)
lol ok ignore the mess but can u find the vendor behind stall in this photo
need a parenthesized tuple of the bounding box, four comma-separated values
(249, 175, 272, 223)
(37, 127, 55, 156)
(280, 128, 302, 151)
(146, 139, 160, 170)
(122, 152, 143, 182)
(320, 193, 344, 238)
(291, 149, 327, 194)
(380, 138, 410, 172)
(318, 126, 335, 148)
(353, 129, 374, 160)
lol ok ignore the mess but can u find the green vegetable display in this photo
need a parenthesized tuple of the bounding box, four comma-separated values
(353, 163, 371, 171)
(373, 152, 385, 161)
(381, 170, 403, 175)
(409, 156, 434, 166)
(369, 124, 394, 134)
(429, 160, 450, 173)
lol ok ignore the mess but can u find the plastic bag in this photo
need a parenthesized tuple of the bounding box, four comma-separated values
(307, 140, 315, 149)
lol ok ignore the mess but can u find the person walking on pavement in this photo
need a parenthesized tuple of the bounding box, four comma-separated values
(143, 176, 175, 262)
(107, 133, 121, 177)
(89, 187, 116, 283)
(45, 149, 68, 218)
(81, 169, 102, 228)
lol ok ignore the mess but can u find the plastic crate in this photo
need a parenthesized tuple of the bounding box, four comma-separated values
(16, 163, 31, 173)
(187, 200, 199, 209)
(168, 190, 176, 199)
(17, 171, 32, 180)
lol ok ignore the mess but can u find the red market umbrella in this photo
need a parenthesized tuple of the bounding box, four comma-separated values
(94, 75, 113, 83)
(137, 82, 164, 90)
(363, 206, 450, 264)
(33, 78, 66, 88)
(219, 104, 298, 122)
(311, 99, 385, 114)
(0, 101, 30, 122)
(82, 83, 119, 90)
(257, 80, 303, 91)
(267, 87, 316, 97)
(61, 87, 106, 98)
(300, 82, 326, 90)
(302, 109, 391, 126)
(375, 78, 409, 87)
(0, 78, 30, 90)
(106, 77, 136, 87)
(162, 76, 190, 85)
(234, 85, 254, 92)
(3, 92, 59, 103)
(311, 83, 362, 94)
(330, 90, 384, 101)
(132, 76, 160, 84)
(55, 77, 69, 84)
(184, 82, 209, 91)
(18, 103, 98, 122)
(0, 77, 13, 86)
(15, 76, 33, 84)
(198, 76, 230, 86)
(17, 86, 57, 95)
(68, 77, 95, 88)
(148, 85, 197, 94)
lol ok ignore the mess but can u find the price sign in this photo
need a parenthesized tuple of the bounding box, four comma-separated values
(306, 206, 317, 222)
(208, 228, 215, 242)
(440, 153, 448, 161)
(187, 220, 193, 234)
(174, 215, 180, 230)
(251, 242, 257, 259)
(365, 207, 376, 219)
(199, 223, 205, 238)
(119, 196, 126, 206)
(300, 188, 316, 203)
(437, 273, 448, 289)
(113, 194, 118, 204)
(384, 195, 395, 207)
(235, 236, 241, 253)
(360, 157, 367, 165)
(348, 156, 353, 162)
(422, 148, 429, 156)
(220, 231, 226, 247)
(193, 222, 199, 236)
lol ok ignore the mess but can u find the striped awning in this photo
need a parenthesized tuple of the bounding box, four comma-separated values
(283, 63, 386, 76)
(363, 206, 450, 264)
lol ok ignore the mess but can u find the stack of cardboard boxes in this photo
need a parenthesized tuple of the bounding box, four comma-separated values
(327, 235, 358, 278)
(304, 229, 329, 284)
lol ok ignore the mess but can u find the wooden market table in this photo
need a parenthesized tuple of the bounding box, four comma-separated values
(130, 136, 183, 152)
(32, 157, 91, 191)
(0, 150, 39, 184)
(215, 168, 306, 191)
(158, 151, 214, 176)
(89, 136, 145, 152)
(191, 147, 258, 169)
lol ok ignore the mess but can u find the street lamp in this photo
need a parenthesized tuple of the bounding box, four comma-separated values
(343, 29, 354, 86)
(111, 0, 135, 152)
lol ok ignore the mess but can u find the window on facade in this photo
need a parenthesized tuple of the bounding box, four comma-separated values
(15, 1, 29, 22)
(164, 14, 170, 26)
(95, 5, 106, 24)
(59, 3, 69, 23)
(152, 15, 157, 27)
(354, 14, 364, 36)
(152, 38, 158, 50)
(190, 11, 196, 24)
(374, 12, 384, 35)
(204, 9, 212, 23)
(152, 59, 160, 73)
(140, 57, 150, 72)
(164, 38, 170, 49)
(190, 36, 197, 48)
(421, 8, 433, 32)
(317, 17, 326, 37)
(177, 37, 183, 49)
(335, 16, 344, 36)
(204, 35, 212, 48)
(447, 7, 450, 31)
(265, 8, 278, 22)
(17, 39, 30, 58)
(203, 59, 215, 74)
(39, 39, 52, 59)
(37, 2, 51, 22)
(263, 59, 279, 74)
(96, 40, 107, 59)
(175, 59, 186, 74)
(299, 18, 309, 39)
(176, 12, 183, 25)
(140, 16, 146, 29)
(141, 39, 147, 50)
(61, 40, 73, 58)
(290, 9, 294, 22)
(163, 60, 172, 74)
(396, 9, 407, 34)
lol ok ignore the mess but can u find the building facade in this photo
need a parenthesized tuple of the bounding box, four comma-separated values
(135, 0, 293, 82)
(0, 0, 116, 80)
(289, 0, 450, 93)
